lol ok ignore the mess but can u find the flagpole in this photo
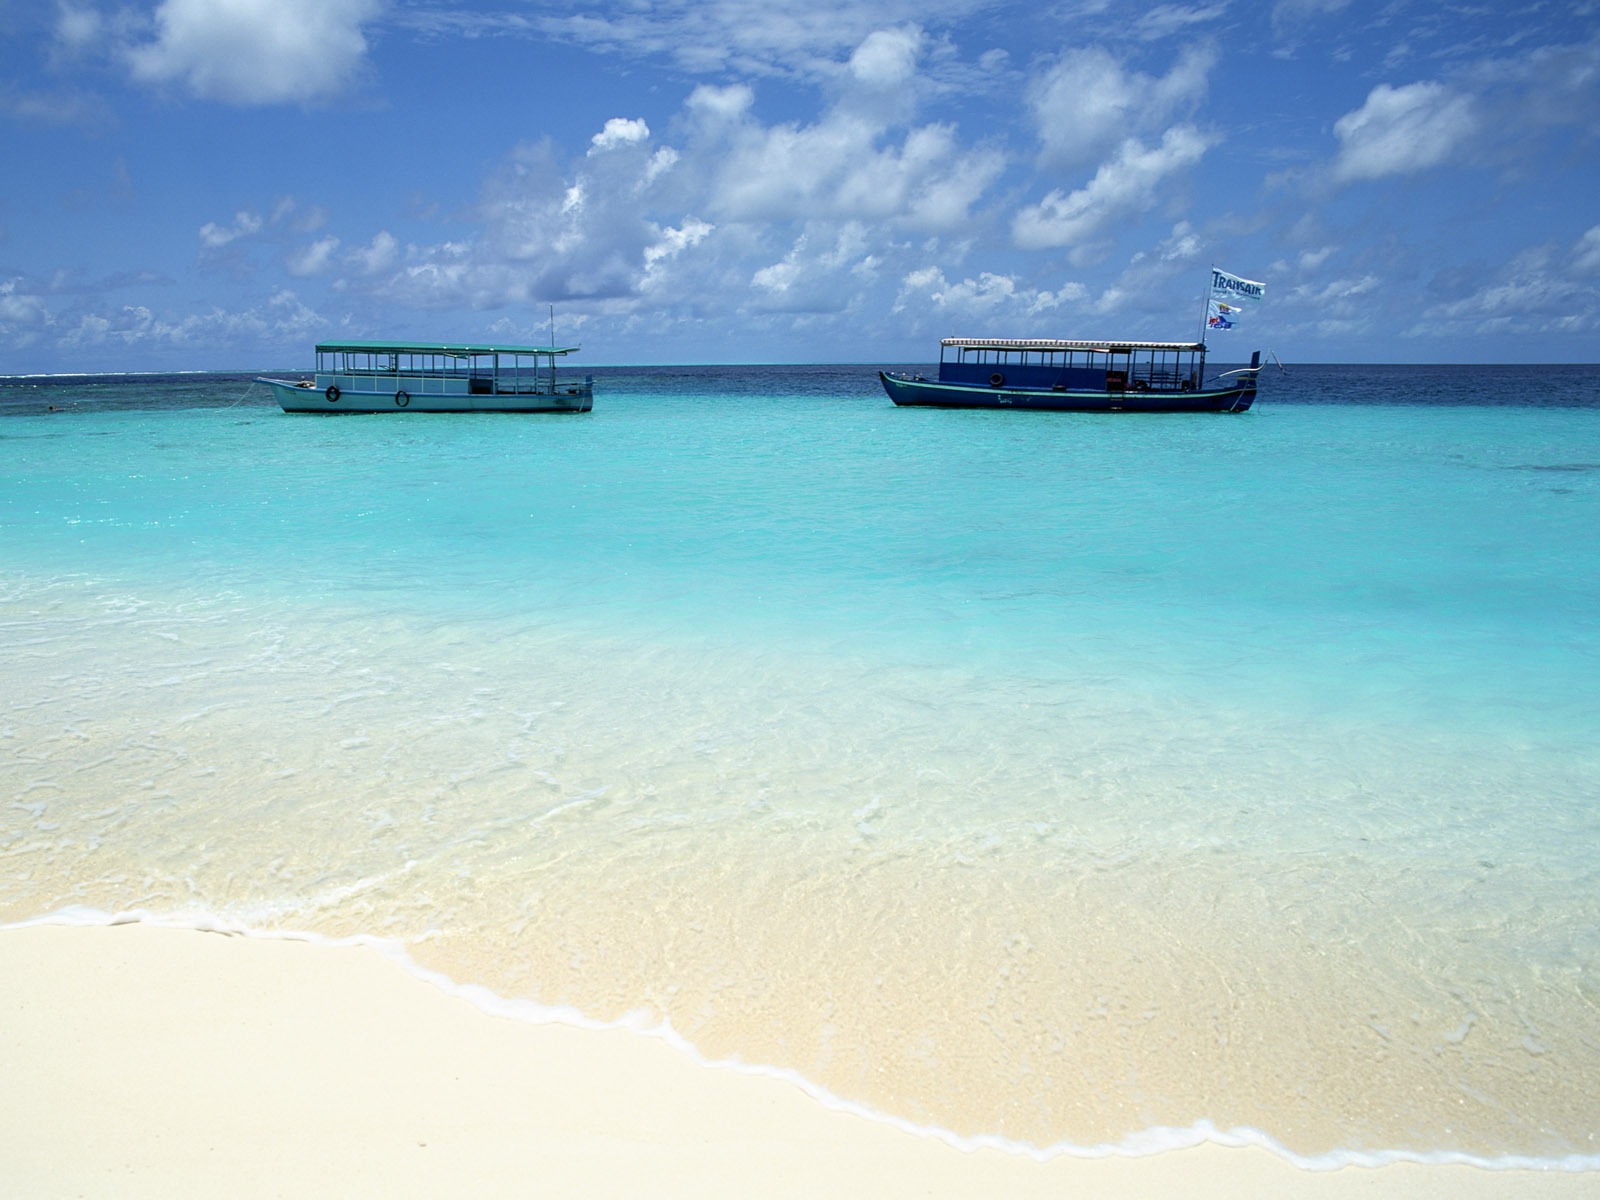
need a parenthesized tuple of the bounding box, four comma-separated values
(1199, 264, 1212, 349)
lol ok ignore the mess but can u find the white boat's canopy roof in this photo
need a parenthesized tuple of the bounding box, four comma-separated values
(316, 340, 579, 356)
(941, 338, 1205, 352)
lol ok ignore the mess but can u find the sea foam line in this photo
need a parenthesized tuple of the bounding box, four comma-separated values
(7, 906, 1600, 1175)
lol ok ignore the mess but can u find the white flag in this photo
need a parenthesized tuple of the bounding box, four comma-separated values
(1207, 268, 1265, 332)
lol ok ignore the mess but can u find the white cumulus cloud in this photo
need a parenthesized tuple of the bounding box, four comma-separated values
(1570, 226, 1600, 277)
(848, 27, 923, 88)
(892, 267, 1087, 319)
(687, 84, 755, 126)
(126, 0, 380, 106)
(703, 112, 998, 232)
(1012, 126, 1214, 257)
(591, 118, 652, 153)
(198, 210, 264, 248)
(347, 231, 400, 275)
(0, 278, 50, 333)
(1332, 81, 1478, 181)
(1028, 44, 1214, 171)
(749, 221, 880, 312)
(287, 236, 340, 278)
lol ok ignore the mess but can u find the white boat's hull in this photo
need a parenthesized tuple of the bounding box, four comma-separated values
(259, 378, 592, 414)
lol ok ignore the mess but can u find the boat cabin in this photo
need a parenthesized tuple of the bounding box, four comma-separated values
(936, 338, 1208, 394)
(314, 340, 582, 399)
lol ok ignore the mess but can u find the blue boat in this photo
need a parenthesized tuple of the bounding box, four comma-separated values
(880, 339, 1261, 413)
(258, 340, 593, 413)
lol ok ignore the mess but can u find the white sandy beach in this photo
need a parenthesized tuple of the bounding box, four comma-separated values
(2, 922, 1595, 1199)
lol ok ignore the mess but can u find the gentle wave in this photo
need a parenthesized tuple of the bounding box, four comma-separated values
(10, 907, 1600, 1175)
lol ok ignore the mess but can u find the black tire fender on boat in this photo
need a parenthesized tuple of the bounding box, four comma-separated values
(395, 390, 410, 408)
(325, 385, 340, 403)
(989, 373, 1005, 387)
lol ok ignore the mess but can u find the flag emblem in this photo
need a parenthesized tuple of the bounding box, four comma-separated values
(1206, 269, 1264, 333)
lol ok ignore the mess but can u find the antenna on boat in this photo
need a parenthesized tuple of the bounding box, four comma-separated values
(547, 304, 557, 391)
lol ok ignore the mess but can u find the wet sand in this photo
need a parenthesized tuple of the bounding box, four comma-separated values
(4, 922, 1596, 1198)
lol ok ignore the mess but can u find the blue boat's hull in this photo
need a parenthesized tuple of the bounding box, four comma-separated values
(879, 371, 1255, 413)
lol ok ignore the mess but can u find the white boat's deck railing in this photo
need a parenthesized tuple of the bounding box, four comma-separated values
(314, 345, 584, 390)
(315, 364, 572, 396)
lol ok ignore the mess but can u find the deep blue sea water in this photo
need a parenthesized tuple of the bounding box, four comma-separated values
(3, 363, 1598, 1167)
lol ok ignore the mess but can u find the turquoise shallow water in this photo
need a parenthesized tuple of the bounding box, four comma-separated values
(3, 364, 1599, 1164)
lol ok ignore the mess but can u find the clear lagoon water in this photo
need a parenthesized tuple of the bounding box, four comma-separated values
(3, 363, 1598, 1167)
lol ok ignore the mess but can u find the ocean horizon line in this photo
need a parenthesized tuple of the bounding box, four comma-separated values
(5, 358, 1600, 381)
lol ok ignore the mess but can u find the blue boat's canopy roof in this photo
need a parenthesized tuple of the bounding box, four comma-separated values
(941, 338, 1204, 352)
(316, 340, 580, 356)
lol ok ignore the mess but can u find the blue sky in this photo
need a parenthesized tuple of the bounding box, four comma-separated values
(2, 0, 1598, 371)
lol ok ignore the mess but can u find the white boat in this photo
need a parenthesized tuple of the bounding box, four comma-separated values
(258, 340, 593, 413)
